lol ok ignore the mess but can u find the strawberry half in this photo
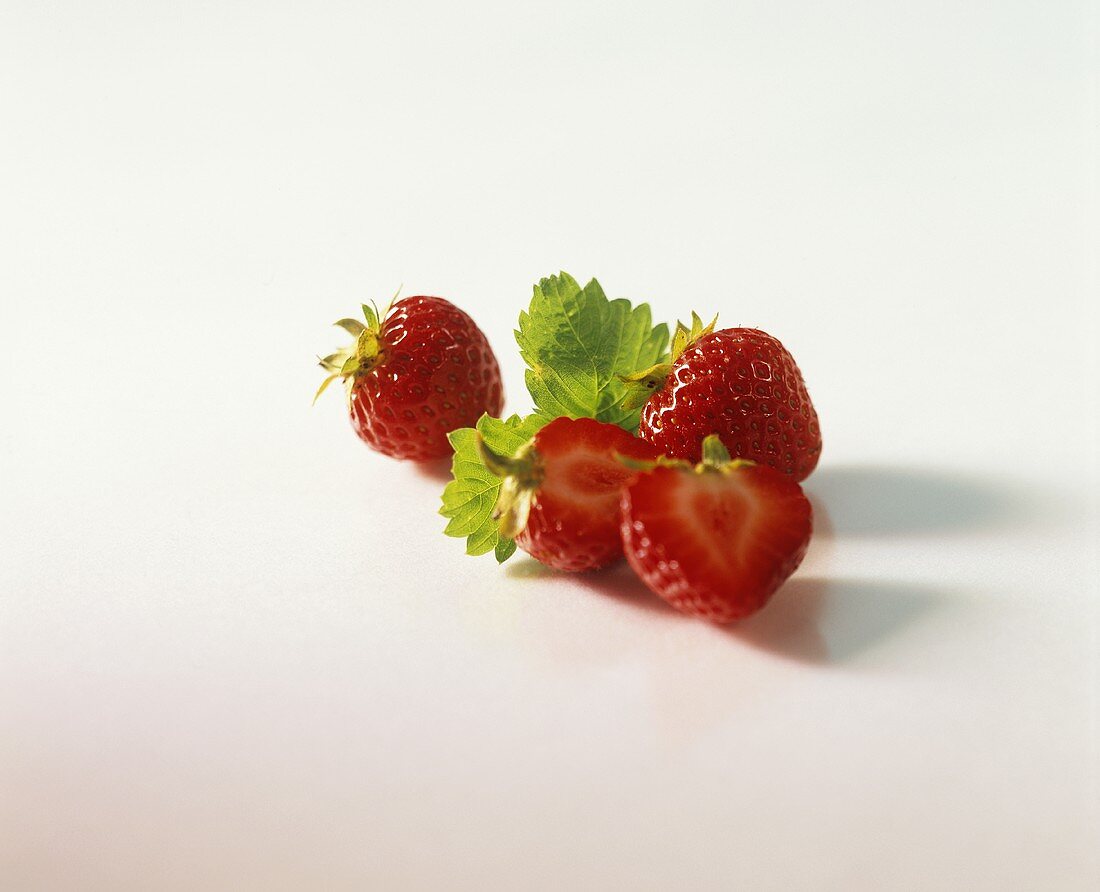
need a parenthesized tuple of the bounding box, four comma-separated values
(479, 417, 660, 572)
(624, 315, 821, 481)
(316, 296, 504, 461)
(620, 436, 812, 622)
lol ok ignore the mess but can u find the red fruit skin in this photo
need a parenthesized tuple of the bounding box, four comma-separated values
(516, 417, 660, 572)
(349, 297, 503, 461)
(639, 328, 821, 481)
(620, 463, 812, 623)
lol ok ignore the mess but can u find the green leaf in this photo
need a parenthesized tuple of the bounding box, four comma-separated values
(494, 537, 517, 562)
(440, 412, 552, 561)
(516, 272, 669, 431)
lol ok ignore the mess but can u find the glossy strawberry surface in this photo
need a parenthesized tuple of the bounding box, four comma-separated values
(621, 461, 812, 622)
(516, 417, 659, 571)
(349, 297, 503, 460)
(639, 328, 821, 481)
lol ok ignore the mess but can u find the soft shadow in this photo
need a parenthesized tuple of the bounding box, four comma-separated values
(575, 562, 681, 617)
(731, 578, 829, 662)
(734, 577, 949, 665)
(503, 559, 953, 667)
(410, 457, 453, 483)
(505, 557, 676, 616)
(805, 465, 1036, 538)
(504, 557, 554, 580)
(810, 497, 835, 541)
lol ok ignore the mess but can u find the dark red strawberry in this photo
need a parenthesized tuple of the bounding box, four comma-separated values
(625, 315, 821, 481)
(316, 296, 504, 461)
(620, 436, 812, 623)
(479, 417, 660, 571)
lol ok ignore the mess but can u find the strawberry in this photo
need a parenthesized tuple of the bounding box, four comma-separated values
(624, 315, 821, 481)
(620, 435, 812, 623)
(316, 296, 504, 461)
(478, 416, 660, 572)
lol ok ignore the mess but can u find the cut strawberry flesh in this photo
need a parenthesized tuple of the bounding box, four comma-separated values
(513, 416, 660, 572)
(554, 452, 637, 505)
(621, 464, 812, 622)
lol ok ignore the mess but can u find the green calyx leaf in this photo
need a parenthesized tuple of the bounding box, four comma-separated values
(671, 311, 718, 362)
(475, 434, 544, 540)
(696, 434, 756, 475)
(617, 362, 673, 412)
(613, 313, 719, 410)
(361, 302, 381, 332)
(440, 412, 552, 562)
(334, 318, 366, 337)
(312, 372, 342, 404)
(516, 272, 669, 432)
(313, 298, 395, 404)
(700, 434, 732, 467)
(616, 435, 755, 477)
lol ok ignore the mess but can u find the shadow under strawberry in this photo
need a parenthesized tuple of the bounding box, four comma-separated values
(504, 558, 954, 668)
(505, 558, 676, 616)
(805, 465, 1043, 538)
(410, 456, 453, 483)
(732, 577, 951, 665)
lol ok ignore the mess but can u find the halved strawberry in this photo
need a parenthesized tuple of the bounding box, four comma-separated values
(620, 436, 813, 622)
(479, 417, 660, 571)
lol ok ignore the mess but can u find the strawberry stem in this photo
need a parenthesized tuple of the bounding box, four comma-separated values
(476, 435, 544, 539)
(700, 434, 732, 468)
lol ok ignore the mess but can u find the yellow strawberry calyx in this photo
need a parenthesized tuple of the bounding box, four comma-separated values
(698, 434, 755, 474)
(616, 311, 718, 411)
(670, 311, 718, 362)
(616, 435, 755, 476)
(476, 434, 545, 539)
(700, 433, 731, 467)
(614, 452, 686, 472)
(313, 300, 391, 404)
(617, 363, 673, 411)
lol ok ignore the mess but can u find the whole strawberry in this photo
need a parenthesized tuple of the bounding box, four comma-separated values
(478, 416, 659, 571)
(316, 296, 503, 461)
(621, 436, 813, 623)
(624, 315, 821, 481)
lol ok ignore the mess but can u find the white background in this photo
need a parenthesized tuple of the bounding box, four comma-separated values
(2, 1, 1097, 889)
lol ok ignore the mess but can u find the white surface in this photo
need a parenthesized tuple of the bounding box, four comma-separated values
(2, 1, 1097, 889)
